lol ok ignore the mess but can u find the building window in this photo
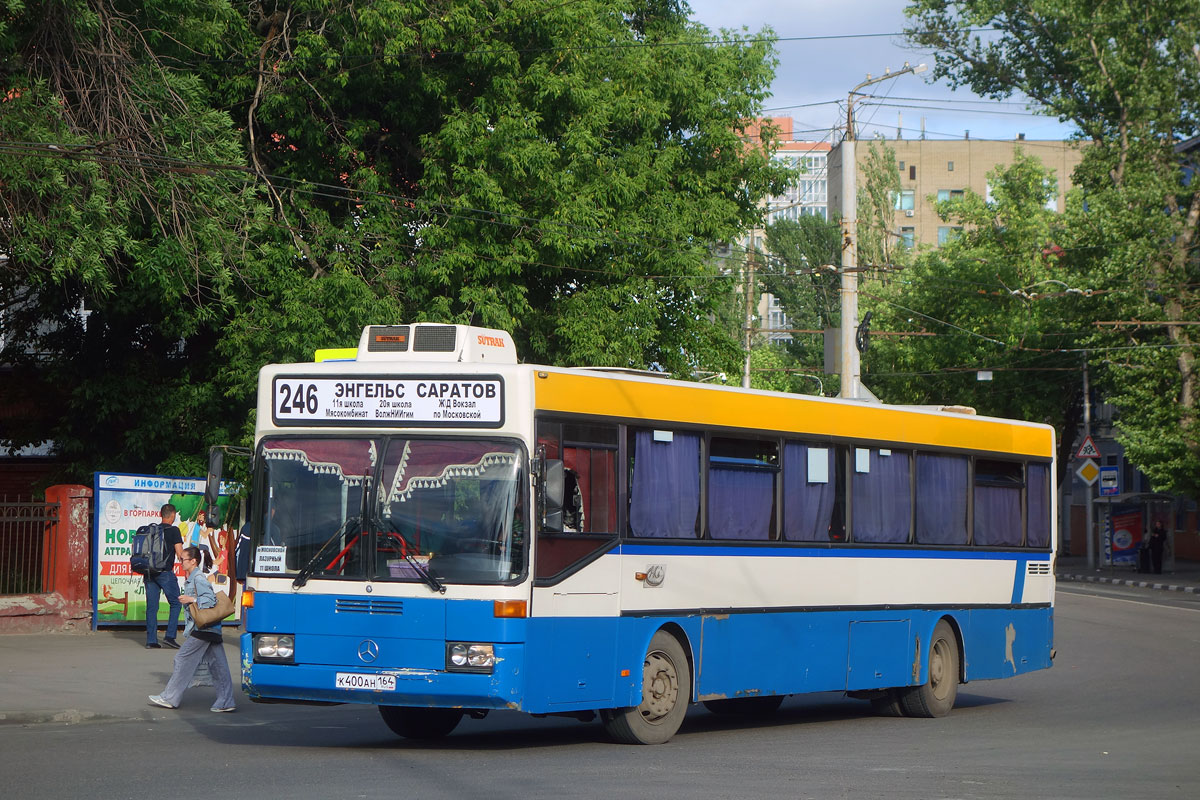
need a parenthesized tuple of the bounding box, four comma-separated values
(937, 189, 965, 202)
(937, 226, 962, 245)
(900, 227, 915, 248)
(909, 165, 916, 180)
(893, 190, 915, 211)
(898, 160, 906, 171)
(948, 160, 955, 171)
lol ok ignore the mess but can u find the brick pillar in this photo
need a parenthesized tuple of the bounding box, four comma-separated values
(44, 484, 92, 605)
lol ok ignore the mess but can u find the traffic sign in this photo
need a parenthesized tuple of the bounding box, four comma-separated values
(1099, 465, 1119, 496)
(1076, 460, 1100, 486)
(1075, 435, 1101, 459)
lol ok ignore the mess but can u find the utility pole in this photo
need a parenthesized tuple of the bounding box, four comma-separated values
(839, 63, 926, 399)
(742, 248, 756, 388)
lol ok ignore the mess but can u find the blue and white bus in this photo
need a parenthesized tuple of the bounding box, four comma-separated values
(220, 323, 1055, 744)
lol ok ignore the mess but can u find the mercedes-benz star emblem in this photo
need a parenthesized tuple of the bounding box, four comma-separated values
(358, 639, 379, 663)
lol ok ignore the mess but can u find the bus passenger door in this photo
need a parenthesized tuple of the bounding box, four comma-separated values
(528, 554, 622, 708)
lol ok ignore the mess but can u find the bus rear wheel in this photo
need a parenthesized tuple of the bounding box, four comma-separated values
(601, 630, 690, 745)
(378, 706, 464, 739)
(899, 620, 960, 718)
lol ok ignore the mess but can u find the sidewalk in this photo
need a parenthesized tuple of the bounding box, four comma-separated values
(0, 627, 249, 726)
(1056, 555, 1200, 594)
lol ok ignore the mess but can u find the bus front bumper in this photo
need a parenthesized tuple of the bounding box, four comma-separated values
(240, 633, 527, 710)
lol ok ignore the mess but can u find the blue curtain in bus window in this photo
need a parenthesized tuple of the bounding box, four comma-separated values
(852, 449, 911, 543)
(974, 485, 1022, 546)
(629, 431, 700, 538)
(915, 454, 968, 545)
(782, 442, 835, 541)
(1026, 463, 1051, 548)
(709, 464, 772, 540)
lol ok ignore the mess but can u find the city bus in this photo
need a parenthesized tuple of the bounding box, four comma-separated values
(215, 322, 1056, 745)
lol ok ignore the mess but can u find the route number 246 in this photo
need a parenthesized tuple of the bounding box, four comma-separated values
(278, 383, 319, 415)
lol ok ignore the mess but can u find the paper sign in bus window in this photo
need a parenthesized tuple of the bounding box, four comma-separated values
(807, 447, 829, 483)
(255, 546, 287, 574)
(856, 448, 871, 473)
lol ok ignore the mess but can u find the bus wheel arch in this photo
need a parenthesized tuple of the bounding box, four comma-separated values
(601, 627, 692, 744)
(899, 617, 961, 718)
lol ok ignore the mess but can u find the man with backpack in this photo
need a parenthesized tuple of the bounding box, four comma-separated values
(143, 504, 185, 649)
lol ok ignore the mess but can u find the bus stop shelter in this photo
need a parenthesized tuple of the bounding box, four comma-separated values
(1091, 492, 1175, 572)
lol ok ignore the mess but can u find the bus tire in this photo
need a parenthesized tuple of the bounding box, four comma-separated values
(378, 705, 464, 739)
(899, 620, 959, 718)
(703, 695, 785, 716)
(601, 630, 690, 744)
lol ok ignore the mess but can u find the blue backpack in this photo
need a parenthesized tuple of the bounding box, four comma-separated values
(130, 523, 172, 575)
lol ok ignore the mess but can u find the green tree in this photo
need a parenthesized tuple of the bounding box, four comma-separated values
(214, 0, 790, 374)
(905, 0, 1200, 495)
(857, 139, 907, 271)
(761, 214, 840, 390)
(1, 0, 791, 481)
(0, 0, 274, 478)
(867, 152, 1086, 470)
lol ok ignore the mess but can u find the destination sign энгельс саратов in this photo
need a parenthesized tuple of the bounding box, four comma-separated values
(272, 376, 504, 427)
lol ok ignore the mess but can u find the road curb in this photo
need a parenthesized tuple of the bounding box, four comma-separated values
(0, 709, 126, 726)
(1057, 573, 1200, 594)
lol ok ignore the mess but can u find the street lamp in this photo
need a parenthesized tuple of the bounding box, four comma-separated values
(839, 62, 927, 399)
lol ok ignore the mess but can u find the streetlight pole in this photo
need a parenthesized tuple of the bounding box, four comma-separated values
(839, 62, 926, 399)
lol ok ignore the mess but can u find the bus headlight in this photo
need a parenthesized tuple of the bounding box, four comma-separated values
(446, 642, 494, 673)
(255, 634, 295, 663)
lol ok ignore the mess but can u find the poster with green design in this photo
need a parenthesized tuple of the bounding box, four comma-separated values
(92, 472, 238, 628)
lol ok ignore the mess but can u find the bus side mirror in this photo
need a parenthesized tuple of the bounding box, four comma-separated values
(204, 448, 224, 526)
(542, 459, 564, 532)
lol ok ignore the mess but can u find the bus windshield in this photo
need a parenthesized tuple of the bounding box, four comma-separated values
(257, 437, 526, 585)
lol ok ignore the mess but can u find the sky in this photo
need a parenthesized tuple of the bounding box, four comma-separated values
(685, 0, 1077, 146)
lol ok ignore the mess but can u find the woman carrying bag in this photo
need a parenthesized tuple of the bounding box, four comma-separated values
(148, 545, 237, 712)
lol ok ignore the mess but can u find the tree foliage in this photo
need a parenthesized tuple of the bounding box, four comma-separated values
(866, 152, 1086, 472)
(0, 0, 791, 481)
(905, 0, 1200, 495)
(761, 214, 841, 392)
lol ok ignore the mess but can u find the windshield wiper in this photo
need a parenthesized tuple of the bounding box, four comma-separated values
(292, 516, 360, 589)
(376, 517, 446, 594)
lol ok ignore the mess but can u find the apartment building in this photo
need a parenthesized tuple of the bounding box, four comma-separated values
(739, 118, 832, 343)
(827, 136, 1085, 248)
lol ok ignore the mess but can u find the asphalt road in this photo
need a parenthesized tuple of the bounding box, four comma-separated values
(3, 585, 1198, 799)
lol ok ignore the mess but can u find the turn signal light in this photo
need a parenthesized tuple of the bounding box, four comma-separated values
(240, 588, 255, 608)
(493, 599, 527, 618)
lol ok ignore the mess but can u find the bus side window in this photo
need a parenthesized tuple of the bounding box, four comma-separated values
(535, 419, 619, 581)
(629, 428, 700, 539)
(782, 442, 845, 543)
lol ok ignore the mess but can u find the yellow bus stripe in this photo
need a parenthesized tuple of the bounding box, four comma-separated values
(534, 372, 1053, 458)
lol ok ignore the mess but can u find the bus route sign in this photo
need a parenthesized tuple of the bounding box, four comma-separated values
(272, 375, 504, 428)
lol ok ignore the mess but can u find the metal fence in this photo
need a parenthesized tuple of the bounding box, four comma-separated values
(0, 497, 59, 595)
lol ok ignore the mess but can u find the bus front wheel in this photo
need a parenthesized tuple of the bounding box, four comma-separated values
(378, 705, 464, 739)
(601, 630, 690, 745)
(899, 620, 960, 718)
